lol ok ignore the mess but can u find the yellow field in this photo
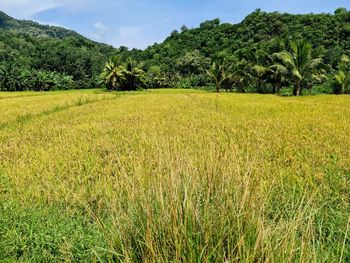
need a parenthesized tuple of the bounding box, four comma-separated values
(0, 89, 349, 262)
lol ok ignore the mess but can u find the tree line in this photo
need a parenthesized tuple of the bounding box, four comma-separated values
(1, 8, 350, 93)
(101, 37, 350, 95)
(101, 7, 350, 95)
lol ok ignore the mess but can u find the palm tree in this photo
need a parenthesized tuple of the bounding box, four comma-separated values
(101, 58, 144, 91)
(207, 62, 225, 92)
(231, 59, 252, 93)
(334, 55, 350, 94)
(304, 71, 327, 94)
(274, 40, 322, 96)
(122, 59, 145, 91)
(268, 63, 288, 94)
(236, 47, 272, 93)
(208, 57, 252, 93)
(101, 61, 126, 90)
(334, 71, 350, 94)
(251, 65, 270, 93)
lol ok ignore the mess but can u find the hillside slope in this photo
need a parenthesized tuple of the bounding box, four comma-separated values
(0, 11, 115, 89)
(129, 8, 350, 69)
(0, 10, 79, 38)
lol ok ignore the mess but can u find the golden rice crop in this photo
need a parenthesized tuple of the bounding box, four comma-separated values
(0, 90, 349, 262)
(0, 90, 116, 127)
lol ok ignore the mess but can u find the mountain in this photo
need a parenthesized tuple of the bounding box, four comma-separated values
(0, 10, 79, 38)
(0, 11, 115, 90)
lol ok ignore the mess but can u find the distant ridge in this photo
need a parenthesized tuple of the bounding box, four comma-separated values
(0, 10, 115, 89)
(0, 10, 81, 39)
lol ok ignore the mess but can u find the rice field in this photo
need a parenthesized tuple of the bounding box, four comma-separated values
(0, 89, 349, 262)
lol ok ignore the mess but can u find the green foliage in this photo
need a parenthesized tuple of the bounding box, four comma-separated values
(101, 57, 145, 91)
(334, 7, 348, 16)
(2, 8, 350, 94)
(0, 10, 79, 38)
(0, 11, 114, 90)
(176, 50, 211, 76)
(332, 55, 350, 94)
(144, 65, 171, 89)
(116, 8, 350, 95)
(206, 61, 226, 92)
(0, 66, 74, 91)
(0, 202, 109, 262)
(274, 40, 323, 95)
(127, 8, 350, 65)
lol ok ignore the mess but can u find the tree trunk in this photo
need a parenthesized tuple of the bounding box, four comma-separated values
(216, 82, 220, 93)
(272, 82, 277, 94)
(308, 83, 313, 95)
(257, 79, 262, 93)
(276, 82, 281, 95)
(293, 81, 301, 96)
(341, 84, 345, 94)
(273, 81, 282, 94)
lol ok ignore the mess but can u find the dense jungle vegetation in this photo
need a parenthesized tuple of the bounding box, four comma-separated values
(0, 10, 115, 90)
(1, 8, 350, 94)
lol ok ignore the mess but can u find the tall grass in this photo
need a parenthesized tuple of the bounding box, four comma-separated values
(0, 90, 349, 262)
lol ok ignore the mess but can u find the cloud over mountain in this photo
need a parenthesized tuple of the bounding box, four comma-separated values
(0, 0, 89, 18)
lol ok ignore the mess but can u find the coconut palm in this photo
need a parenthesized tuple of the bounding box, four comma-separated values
(334, 71, 350, 94)
(236, 47, 272, 93)
(333, 55, 350, 94)
(268, 63, 288, 94)
(101, 61, 126, 90)
(122, 59, 145, 91)
(274, 40, 322, 96)
(231, 59, 252, 93)
(208, 57, 252, 93)
(251, 65, 271, 93)
(207, 61, 226, 92)
(101, 58, 145, 91)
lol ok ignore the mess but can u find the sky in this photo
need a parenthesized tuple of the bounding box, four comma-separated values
(0, 0, 349, 49)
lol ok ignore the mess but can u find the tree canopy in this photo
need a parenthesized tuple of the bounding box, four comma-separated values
(0, 11, 114, 91)
(1, 8, 350, 94)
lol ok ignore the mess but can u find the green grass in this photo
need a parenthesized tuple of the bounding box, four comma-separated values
(0, 89, 349, 262)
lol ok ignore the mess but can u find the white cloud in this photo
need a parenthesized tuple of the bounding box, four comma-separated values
(93, 22, 107, 31)
(90, 23, 161, 49)
(0, 0, 89, 19)
(91, 22, 108, 43)
(117, 26, 142, 39)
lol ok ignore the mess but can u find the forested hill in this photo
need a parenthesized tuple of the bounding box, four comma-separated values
(128, 8, 350, 68)
(0, 10, 79, 38)
(0, 11, 115, 90)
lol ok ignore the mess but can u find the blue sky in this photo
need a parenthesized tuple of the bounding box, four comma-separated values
(1, 0, 349, 49)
